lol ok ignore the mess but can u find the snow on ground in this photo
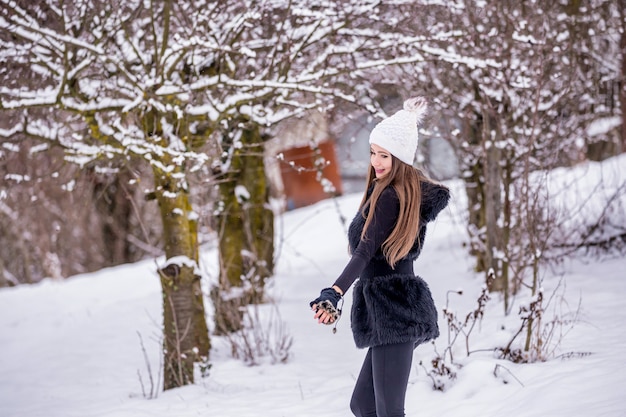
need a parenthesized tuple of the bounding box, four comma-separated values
(0, 156, 625, 417)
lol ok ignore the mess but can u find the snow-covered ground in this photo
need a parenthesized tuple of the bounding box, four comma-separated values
(1, 155, 625, 417)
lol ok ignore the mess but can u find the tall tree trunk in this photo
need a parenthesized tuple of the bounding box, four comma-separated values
(154, 166, 210, 390)
(482, 108, 504, 294)
(143, 105, 210, 390)
(91, 167, 135, 265)
(462, 113, 487, 273)
(501, 155, 512, 313)
(214, 119, 274, 333)
(618, 0, 626, 152)
(462, 103, 507, 296)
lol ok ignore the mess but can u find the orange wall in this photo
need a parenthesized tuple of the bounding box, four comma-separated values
(279, 141, 343, 210)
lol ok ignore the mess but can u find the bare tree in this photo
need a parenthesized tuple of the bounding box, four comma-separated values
(1, 0, 215, 389)
(390, 0, 623, 311)
(1, 0, 519, 387)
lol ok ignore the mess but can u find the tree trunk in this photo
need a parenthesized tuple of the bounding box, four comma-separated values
(91, 167, 135, 265)
(462, 115, 487, 273)
(501, 156, 512, 314)
(578, 0, 622, 161)
(482, 110, 505, 294)
(619, 0, 626, 152)
(587, 140, 619, 162)
(154, 167, 210, 390)
(0, 257, 7, 287)
(461, 104, 506, 294)
(214, 120, 274, 334)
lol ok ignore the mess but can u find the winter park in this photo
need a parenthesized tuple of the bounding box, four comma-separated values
(1, 2, 625, 417)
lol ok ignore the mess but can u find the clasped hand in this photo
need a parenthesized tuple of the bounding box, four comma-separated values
(310, 287, 343, 325)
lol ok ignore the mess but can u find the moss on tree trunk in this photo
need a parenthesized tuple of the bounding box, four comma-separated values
(214, 119, 274, 334)
(155, 169, 210, 389)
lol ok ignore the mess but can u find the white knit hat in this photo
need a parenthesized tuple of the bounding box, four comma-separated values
(369, 97, 428, 166)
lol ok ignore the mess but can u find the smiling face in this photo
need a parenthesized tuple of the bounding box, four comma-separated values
(370, 143, 393, 179)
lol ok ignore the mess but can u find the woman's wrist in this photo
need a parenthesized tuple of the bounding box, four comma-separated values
(332, 285, 344, 296)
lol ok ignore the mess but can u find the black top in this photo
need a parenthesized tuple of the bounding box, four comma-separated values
(345, 180, 450, 348)
(333, 187, 399, 294)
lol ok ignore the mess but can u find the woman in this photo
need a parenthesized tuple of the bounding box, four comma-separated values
(310, 96, 450, 417)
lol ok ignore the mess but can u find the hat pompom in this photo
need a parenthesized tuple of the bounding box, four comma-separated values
(403, 96, 428, 125)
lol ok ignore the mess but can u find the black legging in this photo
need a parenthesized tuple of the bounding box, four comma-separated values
(350, 340, 414, 417)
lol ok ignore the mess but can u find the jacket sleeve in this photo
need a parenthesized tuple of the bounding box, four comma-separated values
(420, 181, 450, 223)
(333, 187, 399, 294)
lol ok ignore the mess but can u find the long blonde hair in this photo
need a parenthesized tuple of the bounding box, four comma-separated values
(359, 156, 423, 268)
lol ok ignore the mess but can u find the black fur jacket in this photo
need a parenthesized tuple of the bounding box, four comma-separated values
(348, 180, 450, 349)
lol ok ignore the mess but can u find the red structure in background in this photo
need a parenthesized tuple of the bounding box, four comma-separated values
(279, 141, 343, 210)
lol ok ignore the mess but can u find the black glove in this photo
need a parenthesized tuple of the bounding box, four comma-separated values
(310, 287, 343, 324)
